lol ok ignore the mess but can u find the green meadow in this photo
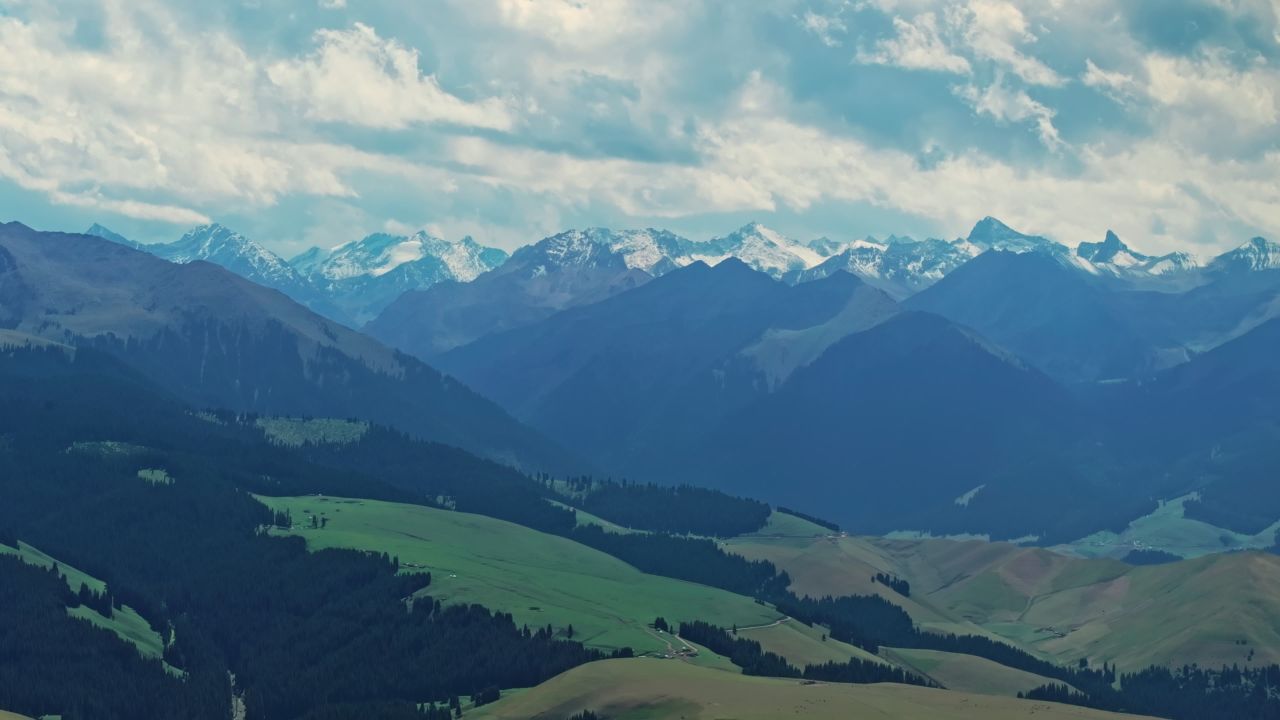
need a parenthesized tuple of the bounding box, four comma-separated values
(258, 495, 781, 655)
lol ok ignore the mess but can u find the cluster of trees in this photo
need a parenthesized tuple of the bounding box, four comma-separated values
(568, 524, 789, 598)
(564, 478, 771, 537)
(871, 572, 910, 596)
(678, 621, 798, 677)
(1121, 549, 1182, 565)
(776, 507, 840, 533)
(0, 352, 606, 720)
(72, 581, 115, 617)
(1024, 663, 1280, 720)
(0, 556, 227, 720)
(678, 620, 929, 686)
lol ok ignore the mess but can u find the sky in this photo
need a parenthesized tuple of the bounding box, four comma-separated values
(0, 0, 1277, 258)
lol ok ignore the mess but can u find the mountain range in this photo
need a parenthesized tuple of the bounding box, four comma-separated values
(3, 222, 574, 473)
(64, 215, 1280, 540)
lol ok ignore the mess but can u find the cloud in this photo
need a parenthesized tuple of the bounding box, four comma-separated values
(1082, 58, 1139, 100)
(955, 75, 1063, 148)
(443, 71, 1280, 252)
(857, 12, 972, 73)
(267, 23, 515, 131)
(953, 0, 1064, 86)
(0, 5, 463, 227)
(801, 10, 849, 48)
(0, 0, 1275, 255)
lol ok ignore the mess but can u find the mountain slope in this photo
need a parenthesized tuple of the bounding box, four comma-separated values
(0, 222, 574, 472)
(670, 311, 1130, 539)
(293, 231, 509, 324)
(435, 262, 894, 473)
(367, 229, 656, 358)
(905, 250, 1184, 382)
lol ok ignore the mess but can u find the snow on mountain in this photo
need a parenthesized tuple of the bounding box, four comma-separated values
(155, 224, 305, 289)
(524, 223, 831, 281)
(298, 231, 508, 284)
(520, 228, 688, 276)
(1077, 230, 1201, 279)
(799, 234, 977, 298)
(1209, 237, 1280, 274)
(688, 222, 826, 278)
(960, 217, 1069, 258)
(289, 230, 509, 324)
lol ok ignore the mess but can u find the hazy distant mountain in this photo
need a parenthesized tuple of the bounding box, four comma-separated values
(684, 222, 827, 278)
(85, 223, 144, 250)
(1, 222, 575, 473)
(366, 229, 659, 357)
(88, 223, 509, 326)
(802, 237, 975, 298)
(434, 261, 894, 473)
(291, 231, 509, 324)
(905, 250, 1187, 382)
(87, 223, 341, 319)
(669, 310, 1111, 537)
(1208, 236, 1280, 274)
(800, 218, 1072, 298)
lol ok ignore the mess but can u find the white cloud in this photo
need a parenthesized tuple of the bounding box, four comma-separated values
(801, 10, 849, 48)
(953, 0, 1064, 86)
(1143, 51, 1279, 135)
(443, 72, 1280, 253)
(1082, 58, 1138, 100)
(267, 23, 515, 131)
(0, 6, 465, 225)
(857, 12, 972, 73)
(955, 75, 1063, 148)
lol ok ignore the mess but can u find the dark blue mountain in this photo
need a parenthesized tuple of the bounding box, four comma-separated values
(905, 250, 1186, 382)
(435, 260, 898, 473)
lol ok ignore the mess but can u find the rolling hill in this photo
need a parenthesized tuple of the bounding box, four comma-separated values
(728, 529, 1280, 671)
(469, 658, 1158, 720)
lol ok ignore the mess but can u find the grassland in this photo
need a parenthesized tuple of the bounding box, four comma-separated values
(258, 495, 790, 655)
(729, 528, 1280, 671)
(468, 658, 1157, 720)
(0, 711, 35, 720)
(547, 500, 636, 534)
(1059, 493, 1280, 560)
(255, 417, 368, 447)
(883, 648, 1062, 697)
(0, 541, 170, 666)
(738, 618, 885, 667)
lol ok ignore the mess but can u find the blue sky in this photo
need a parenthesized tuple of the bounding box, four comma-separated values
(0, 0, 1277, 257)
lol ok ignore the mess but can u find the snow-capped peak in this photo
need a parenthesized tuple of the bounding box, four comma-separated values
(965, 216, 1061, 253)
(1210, 236, 1280, 273)
(690, 222, 827, 276)
(1075, 230, 1201, 279)
(298, 230, 508, 283)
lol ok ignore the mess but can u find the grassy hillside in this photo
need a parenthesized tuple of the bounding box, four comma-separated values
(469, 658, 1158, 720)
(259, 495, 786, 655)
(1059, 493, 1280, 560)
(0, 541, 167, 663)
(729, 530, 1280, 670)
(883, 648, 1064, 697)
(737, 617, 885, 667)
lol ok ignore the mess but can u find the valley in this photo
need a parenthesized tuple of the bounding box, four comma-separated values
(3, 220, 1280, 719)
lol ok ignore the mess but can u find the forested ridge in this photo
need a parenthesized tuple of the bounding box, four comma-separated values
(3, 346, 1280, 720)
(0, 348, 603, 719)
